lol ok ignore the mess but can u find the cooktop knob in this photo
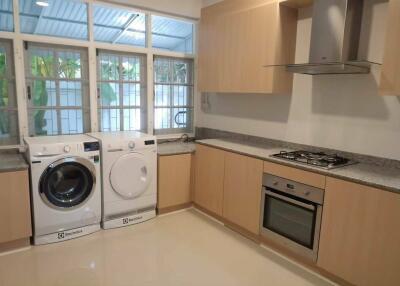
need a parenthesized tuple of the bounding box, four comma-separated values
(128, 141, 135, 149)
(64, 145, 71, 153)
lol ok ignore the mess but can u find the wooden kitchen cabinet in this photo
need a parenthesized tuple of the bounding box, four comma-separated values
(198, 0, 297, 94)
(318, 177, 400, 286)
(380, 0, 400, 96)
(0, 170, 32, 245)
(223, 152, 263, 235)
(158, 154, 193, 213)
(194, 144, 225, 216)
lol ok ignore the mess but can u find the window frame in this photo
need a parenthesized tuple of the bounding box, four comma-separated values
(0, 0, 197, 147)
(153, 56, 194, 135)
(24, 42, 91, 136)
(0, 38, 19, 145)
(97, 49, 147, 132)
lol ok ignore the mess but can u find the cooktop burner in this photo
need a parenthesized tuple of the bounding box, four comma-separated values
(272, 150, 357, 170)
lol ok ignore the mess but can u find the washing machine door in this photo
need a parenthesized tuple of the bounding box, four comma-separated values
(109, 152, 151, 199)
(39, 157, 96, 209)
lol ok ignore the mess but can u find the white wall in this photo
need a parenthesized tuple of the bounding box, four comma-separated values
(197, 1, 400, 160)
(104, 0, 203, 18)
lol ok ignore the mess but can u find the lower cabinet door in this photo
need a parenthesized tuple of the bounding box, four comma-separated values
(0, 170, 32, 244)
(317, 177, 400, 286)
(194, 144, 225, 216)
(223, 151, 263, 235)
(158, 154, 192, 210)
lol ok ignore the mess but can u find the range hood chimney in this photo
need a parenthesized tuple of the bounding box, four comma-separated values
(286, 0, 371, 75)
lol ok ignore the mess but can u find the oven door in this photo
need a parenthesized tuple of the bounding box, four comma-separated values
(260, 187, 322, 262)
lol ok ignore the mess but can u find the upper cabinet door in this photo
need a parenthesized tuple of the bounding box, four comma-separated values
(198, 0, 298, 94)
(380, 0, 400, 96)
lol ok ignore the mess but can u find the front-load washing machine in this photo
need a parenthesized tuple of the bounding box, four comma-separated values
(88, 131, 157, 229)
(24, 135, 102, 245)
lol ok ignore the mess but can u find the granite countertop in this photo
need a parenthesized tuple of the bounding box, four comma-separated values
(157, 142, 196, 156)
(0, 152, 29, 173)
(196, 139, 400, 194)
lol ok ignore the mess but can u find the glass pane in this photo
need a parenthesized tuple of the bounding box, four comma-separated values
(172, 61, 190, 84)
(0, 110, 19, 145)
(58, 51, 82, 79)
(0, 0, 14, 32)
(123, 108, 140, 131)
(0, 49, 5, 78)
(152, 15, 194, 53)
(123, 83, 140, 107)
(30, 48, 55, 78)
(264, 196, 315, 248)
(154, 84, 170, 107)
(154, 58, 171, 83)
(19, 0, 88, 40)
(99, 82, 120, 107)
(122, 56, 141, 81)
(93, 4, 146, 47)
(0, 80, 17, 108)
(32, 80, 56, 107)
(60, 109, 83, 134)
(99, 54, 119, 81)
(60, 81, 82, 107)
(99, 108, 120, 132)
(154, 108, 170, 129)
(32, 109, 58, 136)
(173, 86, 189, 106)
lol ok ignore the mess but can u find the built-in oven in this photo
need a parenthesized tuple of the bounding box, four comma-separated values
(260, 174, 324, 262)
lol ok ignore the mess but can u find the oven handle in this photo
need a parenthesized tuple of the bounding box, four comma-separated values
(264, 188, 316, 211)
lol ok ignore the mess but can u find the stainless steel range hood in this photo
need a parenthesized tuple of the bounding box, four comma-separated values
(285, 0, 372, 75)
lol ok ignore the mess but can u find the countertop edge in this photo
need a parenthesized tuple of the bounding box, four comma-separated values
(196, 141, 400, 195)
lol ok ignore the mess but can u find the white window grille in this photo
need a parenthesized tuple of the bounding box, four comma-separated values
(24, 42, 90, 136)
(97, 50, 147, 132)
(154, 56, 194, 135)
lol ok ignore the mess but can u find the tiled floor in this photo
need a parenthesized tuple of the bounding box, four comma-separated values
(0, 209, 335, 286)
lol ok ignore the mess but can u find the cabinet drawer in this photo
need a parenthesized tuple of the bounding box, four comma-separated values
(263, 161, 326, 189)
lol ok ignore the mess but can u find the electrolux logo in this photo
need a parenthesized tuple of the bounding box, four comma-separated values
(57, 229, 83, 239)
(122, 216, 143, 225)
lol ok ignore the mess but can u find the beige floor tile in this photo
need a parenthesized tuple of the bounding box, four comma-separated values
(0, 209, 335, 286)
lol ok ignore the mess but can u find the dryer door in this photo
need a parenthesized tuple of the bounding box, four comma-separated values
(39, 157, 96, 209)
(109, 152, 151, 199)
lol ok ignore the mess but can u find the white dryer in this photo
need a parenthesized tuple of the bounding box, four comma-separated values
(88, 131, 157, 229)
(24, 135, 102, 245)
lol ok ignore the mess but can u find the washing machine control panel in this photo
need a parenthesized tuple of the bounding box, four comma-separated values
(84, 142, 100, 152)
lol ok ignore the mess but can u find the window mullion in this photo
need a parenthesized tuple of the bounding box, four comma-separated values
(119, 55, 124, 131)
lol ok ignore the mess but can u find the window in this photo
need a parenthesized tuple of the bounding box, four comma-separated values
(154, 56, 193, 134)
(152, 16, 194, 54)
(19, 0, 88, 40)
(0, 0, 13, 32)
(0, 40, 19, 145)
(93, 5, 146, 47)
(97, 50, 147, 132)
(25, 43, 90, 136)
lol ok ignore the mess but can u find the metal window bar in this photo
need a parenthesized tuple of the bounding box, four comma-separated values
(24, 42, 90, 136)
(97, 49, 147, 132)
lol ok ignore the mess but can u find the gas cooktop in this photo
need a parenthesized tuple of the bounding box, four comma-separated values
(272, 150, 358, 170)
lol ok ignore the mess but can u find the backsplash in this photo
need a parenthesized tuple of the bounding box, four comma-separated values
(196, 127, 400, 170)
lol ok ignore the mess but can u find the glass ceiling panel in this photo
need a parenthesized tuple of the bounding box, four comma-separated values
(93, 4, 146, 47)
(0, 0, 14, 32)
(152, 15, 194, 54)
(19, 0, 88, 40)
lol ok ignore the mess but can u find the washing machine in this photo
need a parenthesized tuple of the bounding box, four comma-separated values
(24, 135, 102, 245)
(88, 131, 157, 229)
